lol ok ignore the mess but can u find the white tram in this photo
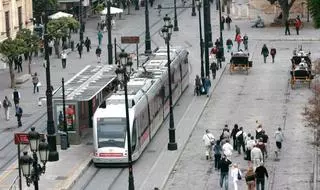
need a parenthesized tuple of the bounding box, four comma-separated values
(92, 47, 189, 164)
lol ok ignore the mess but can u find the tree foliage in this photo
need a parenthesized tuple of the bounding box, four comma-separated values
(16, 29, 40, 55)
(267, 0, 296, 24)
(308, 0, 320, 28)
(33, 0, 58, 23)
(47, 17, 80, 39)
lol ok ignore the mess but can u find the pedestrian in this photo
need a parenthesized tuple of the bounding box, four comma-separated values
(245, 136, 256, 161)
(14, 56, 18, 70)
(32, 72, 39, 93)
(226, 38, 233, 53)
(202, 129, 215, 160)
(15, 104, 23, 127)
(261, 44, 269, 63)
(95, 46, 102, 63)
(216, 47, 223, 69)
(256, 124, 263, 139)
(12, 88, 21, 106)
(213, 140, 222, 170)
(17, 55, 23, 73)
(149, 0, 154, 7)
(270, 47, 276, 63)
(219, 154, 232, 190)
(210, 61, 217, 80)
(261, 130, 269, 158)
(62, 36, 67, 48)
(294, 15, 302, 35)
(256, 138, 266, 161)
(2, 96, 12, 121)
(236, 127, 246, 154)
(230, 163, 242, 190)
(84, 37, 91, 52)
(48, 39, 54, 56)
(235, 25, 240, 41)
(285, 19, 291, 35)
(76, 42, 83, 58)
(222, 139, 233, 160)
(235, 34, 242, 51)
(245, 166, 256, 190)
(255, 162, 268, 190)
(157, 4, 162, 16)
(97, 30, 103, 46)
(250, 145, 263, 171)
(61, 50, 68, 68)
(220, 125, 231, 144)
(226, 15, 232, 31)
(210, 45, 218, 56)
(221, 15, 225, 30)
(203, 76, 211, 97)
(274, 127, 284, 154)
(230, 124, 239, 150)
(243, 34, 248, 51)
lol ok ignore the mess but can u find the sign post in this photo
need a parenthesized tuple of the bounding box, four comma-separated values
(121, 36, 140, 69)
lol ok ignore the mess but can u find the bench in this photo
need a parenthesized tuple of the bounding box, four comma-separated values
(16, 74, 31, 84)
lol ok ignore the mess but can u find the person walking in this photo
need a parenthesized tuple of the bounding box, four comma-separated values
(202, 129, 215, 160)
(256, 138, 266, 161)
(213, 140, 222, 170)
(230, 124, 239, 150)
(2, 96, 12, 121)
(236, 127, 246, 154)
(203, 76, 211, 97)
(294, 15, 302, 35)
(222, 139, 233, 160)
(245, 136, 256, 161)
(275, 127, 284, 155)
(226, 15, 232, 31)
(76, 42, 83, 58)
(95, 46, 102, 63)
(221, 15, 225, 30)
(210, 61, 217, 80)
(255, 162, 268, 190)
(243, 34, 248, 51)
(245, 166, 256, 190)
(226, 38, 233, 53)
(84, 37, 91, 52)
(230, 163, 242, 190)
(48, 39, 54, 56)
(15, 104, 23, 127)
(17, 55, 23, 73)
(12, 88, 21, 106)
(285, 19, 291, 35)
(61, 50, 68, 69)
(235, 34, 242, 51)
(235, 25, 240, 41)
(261, 130, 269, 158)
(256, 124, 264, 139)
(251, 145, 263, 171)
(270, 47, 276, 63)
(219, 155, 232, 190)
(261, 44, 269, 63)
(32, 72, 39, 93)
(98, 30, 103, 46)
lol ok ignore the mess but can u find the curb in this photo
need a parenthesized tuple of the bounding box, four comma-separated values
(159, 60, 229, 189)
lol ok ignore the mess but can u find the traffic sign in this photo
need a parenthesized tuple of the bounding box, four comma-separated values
(14, 133, 45, 145)
(121, 36, 140, 44)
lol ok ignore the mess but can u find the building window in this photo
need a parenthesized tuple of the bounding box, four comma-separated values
(18, 7, 23, 30)
(5, 11, 10, 37)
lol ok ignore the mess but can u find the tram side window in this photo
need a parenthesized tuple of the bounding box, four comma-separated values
(132, 121, 137, 152)
(99, 101, 106, 108)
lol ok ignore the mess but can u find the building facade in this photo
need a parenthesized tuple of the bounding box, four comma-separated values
(0, 0, 33, 42)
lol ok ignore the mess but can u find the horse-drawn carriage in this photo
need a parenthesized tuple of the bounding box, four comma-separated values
(290, 49, 314, 89)
(229, 51, 253, 75)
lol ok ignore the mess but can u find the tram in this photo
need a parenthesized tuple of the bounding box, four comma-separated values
(92, 47, 189, 165)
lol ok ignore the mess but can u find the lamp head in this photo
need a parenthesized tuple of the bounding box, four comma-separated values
(20, 151, 32, 178)
(163, 14, 171, 27)
(28, 127, 40, 152)
(38, 138, 49, 165)
(119, 49, 128, 65)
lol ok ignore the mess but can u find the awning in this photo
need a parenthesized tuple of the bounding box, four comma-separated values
(100, 7, 123, 15)
(48, 11, 73, 19)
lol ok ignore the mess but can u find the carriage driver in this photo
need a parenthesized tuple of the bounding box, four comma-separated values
(297, 58, 308, 70)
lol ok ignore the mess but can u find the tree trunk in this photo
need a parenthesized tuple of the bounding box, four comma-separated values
(9, 61, 15, 88)
(28, 54, 32, 74)
(279, 0, 296, 25)
(54, 39, 60, 58)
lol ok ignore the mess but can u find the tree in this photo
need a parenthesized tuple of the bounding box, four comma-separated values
(0, 38, 27, 88)
(267, 0, 296, 24)
(16, 29, 40, 74)
(308, 0, 320, 28)
(33, 0, 58, 24)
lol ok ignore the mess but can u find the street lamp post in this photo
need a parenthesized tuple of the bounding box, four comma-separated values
(115, 50, 135, 190)
(191, 0, 196, 16)
(203, 0, 210, 77)
(195, 0, 204, 78)
(106, 0, 113, 64)
(43, 2, 59, 162)
(218, 0, 225, 63)
(206, 1, 213, 47)
(160, 14, 178, 151)
(62, 78, 69, 148)
(145, 0, 152, 54)
(79, 0, 84, 43)
(173, 0, 179, 31)
(20, 127, 49, 190)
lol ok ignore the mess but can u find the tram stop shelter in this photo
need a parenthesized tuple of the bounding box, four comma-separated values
(53, 65, 118, 144)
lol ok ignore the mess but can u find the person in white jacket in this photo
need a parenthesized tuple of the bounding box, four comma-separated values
(202, 129, 215, 160)
(222, 139, 233, 160)
(251, 145, 263, 171)
(230, 163, 242, 190)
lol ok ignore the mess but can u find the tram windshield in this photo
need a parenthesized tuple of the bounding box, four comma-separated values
(97, 118, 126, 148)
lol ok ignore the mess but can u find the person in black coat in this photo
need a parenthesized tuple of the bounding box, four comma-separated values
(255, 162, 269, 190)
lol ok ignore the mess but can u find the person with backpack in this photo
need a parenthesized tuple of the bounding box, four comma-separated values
(15, 104, 23, 127)
(261, 44, 269, 63)
(270, 47, 277, 63)
(2, 96, 12, 121)
(235, 127, 246, 154)
(202, 129, 215, 160)
(230, 124, 239, 150)
(213, 140, 222, 169)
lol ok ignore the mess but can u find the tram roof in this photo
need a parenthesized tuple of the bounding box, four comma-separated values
(53, 65, 116, 101)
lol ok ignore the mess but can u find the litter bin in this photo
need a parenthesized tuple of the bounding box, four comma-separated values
(70, 41, 74, 51)
(59, 131, 68, 150)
